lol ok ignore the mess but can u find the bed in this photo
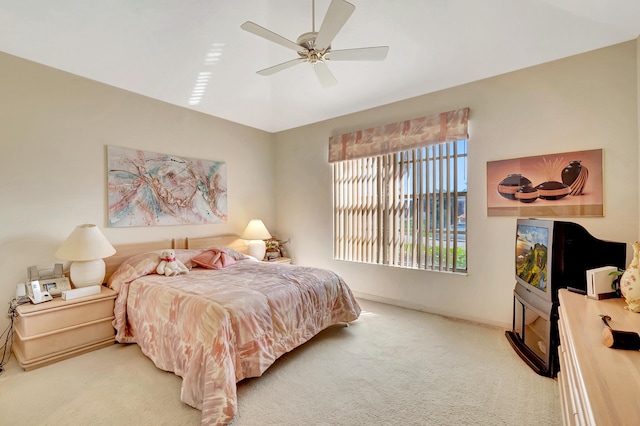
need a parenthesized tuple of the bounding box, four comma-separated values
(105, 235, 361, 425)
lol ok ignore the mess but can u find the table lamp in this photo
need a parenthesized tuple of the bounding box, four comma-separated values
(55, 224, 116, 287)
(241, 219, 271, 260)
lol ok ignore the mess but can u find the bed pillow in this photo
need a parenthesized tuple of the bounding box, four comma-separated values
(191, 248, 237, 270)
(107, 249, 201, 292)
(204, 246, 252, 261)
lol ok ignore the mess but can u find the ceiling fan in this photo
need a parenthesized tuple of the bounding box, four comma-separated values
(240, 0, 389, 88)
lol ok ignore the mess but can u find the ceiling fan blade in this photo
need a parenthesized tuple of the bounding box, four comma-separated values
(315, 0, 356, 51)
(327, 46, 389, 61)
(256, 58, 305, 76)
(241, 21, 301, 52)
(313, 61, 338, 88)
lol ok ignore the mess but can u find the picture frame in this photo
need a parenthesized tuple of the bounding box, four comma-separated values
(486, 149, 603, 217)
(107, 146, 227, 227)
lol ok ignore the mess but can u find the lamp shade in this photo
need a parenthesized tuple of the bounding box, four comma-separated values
(56, 224, 116, 260)
(241, 219, 272, 240)
(55, 224, 116, 288)
(241, 219, 271, 260)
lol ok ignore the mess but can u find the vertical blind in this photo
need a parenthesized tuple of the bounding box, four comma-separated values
(331, 108, 469, 272)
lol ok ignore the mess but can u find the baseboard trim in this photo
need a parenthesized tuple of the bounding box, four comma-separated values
(352, 291, 510, 330)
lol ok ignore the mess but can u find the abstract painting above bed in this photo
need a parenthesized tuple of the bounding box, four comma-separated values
(107, 145, 228, 227)
(107, 247, 361, 425)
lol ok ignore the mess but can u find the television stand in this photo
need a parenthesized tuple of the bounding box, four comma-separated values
(505, 330, 548, 375)
(506, 283, 559, 377)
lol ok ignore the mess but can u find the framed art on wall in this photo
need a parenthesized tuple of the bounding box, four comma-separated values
(486, 149, 603, 217)
(107, 146, 227, 227)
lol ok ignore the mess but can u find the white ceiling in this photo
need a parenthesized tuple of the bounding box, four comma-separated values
(2, 0, 640, 133)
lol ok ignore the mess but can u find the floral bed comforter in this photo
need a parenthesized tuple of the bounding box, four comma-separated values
(107, 248, 361, 425)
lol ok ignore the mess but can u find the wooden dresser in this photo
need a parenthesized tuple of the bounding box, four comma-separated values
(557, 289, 640, 425)
(13, 286, 117, 370)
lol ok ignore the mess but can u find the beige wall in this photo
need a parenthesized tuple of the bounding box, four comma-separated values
(1, 41, 638, 334)
(275, 41, 639, 327)
(0, 53, 276, 332)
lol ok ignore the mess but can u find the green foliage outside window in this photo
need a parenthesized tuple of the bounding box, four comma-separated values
(428, 246, 467, 270)
(403, 243, 467, 270)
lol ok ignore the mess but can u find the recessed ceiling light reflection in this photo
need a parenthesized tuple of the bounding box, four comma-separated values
(188, 43, 225, 105)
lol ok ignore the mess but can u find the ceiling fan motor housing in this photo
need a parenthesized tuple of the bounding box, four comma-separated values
(296, 32, 329, 63)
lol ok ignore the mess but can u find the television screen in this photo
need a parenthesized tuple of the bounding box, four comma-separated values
(516, 223, 550, 293)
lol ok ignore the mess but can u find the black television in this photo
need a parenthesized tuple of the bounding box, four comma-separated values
(509, 218, 627, 377)
(515, 218, 627, 302)
(515, 219, 553, 303)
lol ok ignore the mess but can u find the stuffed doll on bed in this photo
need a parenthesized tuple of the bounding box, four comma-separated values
(156, 249, 189, 276)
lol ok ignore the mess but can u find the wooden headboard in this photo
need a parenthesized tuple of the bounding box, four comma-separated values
(186, 235, 249, 254)
(103, 235, 248, 283)
(104, 239, 177, 283)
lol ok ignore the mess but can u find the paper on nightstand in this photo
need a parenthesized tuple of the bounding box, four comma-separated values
(62, 285, 101, 300)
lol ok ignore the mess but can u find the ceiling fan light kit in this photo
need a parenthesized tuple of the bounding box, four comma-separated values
(241, 0, 389, 88)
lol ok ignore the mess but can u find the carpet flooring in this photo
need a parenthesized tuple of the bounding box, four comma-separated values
(0, 299, 561, 425)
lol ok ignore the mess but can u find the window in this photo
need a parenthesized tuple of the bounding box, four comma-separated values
(333, 140, 467, 272)
(329, 108, 469, 273)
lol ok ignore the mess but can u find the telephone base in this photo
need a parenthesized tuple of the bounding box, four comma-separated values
(29, 291, 53, 304)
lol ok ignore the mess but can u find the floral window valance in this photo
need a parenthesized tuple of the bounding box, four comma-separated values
(328, 107, 469, 163)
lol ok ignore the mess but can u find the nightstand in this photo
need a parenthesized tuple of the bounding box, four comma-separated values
(265, 257, 292, 264)
(12, 286, 117, 370)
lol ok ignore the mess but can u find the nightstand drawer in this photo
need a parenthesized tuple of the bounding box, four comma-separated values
(13, 286, 117, 370)
(14, 317, 115, 360)
(265, 257, 292, 264)
(16, 295, 115, 336)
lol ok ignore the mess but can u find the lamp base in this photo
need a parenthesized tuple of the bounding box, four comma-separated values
(70, 259, 106, 288)
(247, 240, 267, 261)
